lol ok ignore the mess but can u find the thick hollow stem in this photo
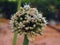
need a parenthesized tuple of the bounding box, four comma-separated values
(12, 32, 18, 45)
(12, 0, 21, 45)
(23, 35, 29, 45)
(17, 0, 21, 11)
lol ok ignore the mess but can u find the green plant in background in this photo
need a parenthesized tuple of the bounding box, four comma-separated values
(0, 0, 60, 20)
(12, 0, 21, 45)
(8, 0, 16, 2)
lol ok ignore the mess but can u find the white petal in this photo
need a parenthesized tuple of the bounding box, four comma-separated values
(37, 13, 42, 18)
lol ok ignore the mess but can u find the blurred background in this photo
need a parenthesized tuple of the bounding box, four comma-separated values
(0, 0, 60, 45)
(0, 0, 60, 22)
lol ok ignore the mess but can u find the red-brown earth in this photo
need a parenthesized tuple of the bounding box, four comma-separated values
(0, 18, 60, 45)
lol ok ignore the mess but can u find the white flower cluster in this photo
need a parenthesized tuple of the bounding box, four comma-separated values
(10, 5, 47, 41)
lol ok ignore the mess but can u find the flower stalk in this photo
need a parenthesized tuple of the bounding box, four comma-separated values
(12, 32, 18, 45)
(23, 35, 29, 45)
(12, 0, 21, 45)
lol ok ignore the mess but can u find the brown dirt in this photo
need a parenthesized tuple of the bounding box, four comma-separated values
(0, 18, 60, 45)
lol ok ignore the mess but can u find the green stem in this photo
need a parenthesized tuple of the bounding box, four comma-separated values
(17, 0, 21, 11)
(12, 0, 21, 45)
(12, 32, 18, 45)
(23, 35, 29, 45)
